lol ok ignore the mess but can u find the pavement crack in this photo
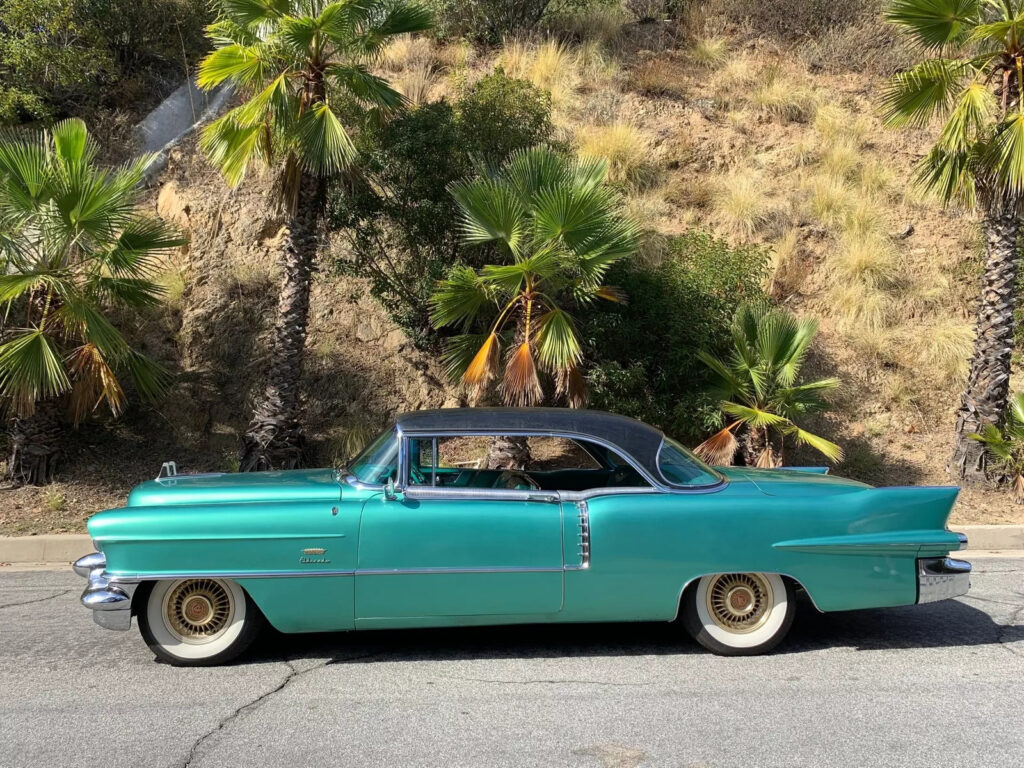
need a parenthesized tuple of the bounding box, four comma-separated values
(180, 657, 326, 768)
(0, 587, 74, 610)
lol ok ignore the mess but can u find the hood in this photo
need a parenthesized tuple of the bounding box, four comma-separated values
(717, 466, 871, 497)
(126, 468, 341, 507)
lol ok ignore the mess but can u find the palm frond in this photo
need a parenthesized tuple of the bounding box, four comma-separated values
(501, 341, 543, 406)
(200, 112, 268, 187)
(198, 44, 271, 90)
(940, 82, 997, 151)
(555, 363, 587, 408)
(462, 331, 501, 394)
(0, 330, 71, 415)
(785, 425, 844, 462)
(294, 103, 358, 175)
(914, 144, 977, 206)
(721, 400, 790, 428)
(694, 423, 740, 466)
(68, 344, 125, 424)
(535, 307, 582, 371)
(449, 177, 526, 254)
(220, 0, 290, 27)
(328, 64, 405, 111)
(430, 265, 494, 330)
(51, 119, 95, 167)
(881, 58, 969, 128)
(885, 0, 980, 49)
(984, 112, 1024, 199)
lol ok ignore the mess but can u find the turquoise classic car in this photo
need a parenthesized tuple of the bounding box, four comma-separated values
(74, 408, 971, 665)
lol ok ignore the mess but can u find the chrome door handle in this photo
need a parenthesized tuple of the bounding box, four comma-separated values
(526, 493, 559, 503)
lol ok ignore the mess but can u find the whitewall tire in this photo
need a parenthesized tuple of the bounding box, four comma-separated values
(138, 578, 264, 666)
(682, 572, 795, 656)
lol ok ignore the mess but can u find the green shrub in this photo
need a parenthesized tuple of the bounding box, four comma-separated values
(0, 0, 210, 124)
(329, 73, 554, 346)
(455, 70, 554, 165)
(430, 0, 613, 42)
(582, 231, 770, 442)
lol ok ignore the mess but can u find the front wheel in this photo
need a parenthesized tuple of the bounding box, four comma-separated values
(138, 578, 264, 666)
(682, 572, 795, 656)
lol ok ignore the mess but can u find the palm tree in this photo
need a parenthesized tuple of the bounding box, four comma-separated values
(883, 0, 1024, 482)
(694, 303, 842, 468)
(970, 391, 1024, 502)
(0, 119, 182, 485)
(430, 146, 639, 466)
(197, 0, 432, 471)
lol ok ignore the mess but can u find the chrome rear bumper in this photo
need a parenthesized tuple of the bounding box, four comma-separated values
(917, 557, 971, 604)
(72, 552, 138, 631)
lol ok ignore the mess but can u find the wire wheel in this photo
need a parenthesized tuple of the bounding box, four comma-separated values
(704, 573, 774, 634)
(163, 579, 234, 642)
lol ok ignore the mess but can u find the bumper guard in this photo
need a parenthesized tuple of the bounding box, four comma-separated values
(917, 556, 971, 604)
(72, 552, 138, 631)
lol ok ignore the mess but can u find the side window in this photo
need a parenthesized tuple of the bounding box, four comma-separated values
(404, 435, 649, 492)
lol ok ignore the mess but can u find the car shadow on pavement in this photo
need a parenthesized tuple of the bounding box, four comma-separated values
(242, 595, 1023, 665)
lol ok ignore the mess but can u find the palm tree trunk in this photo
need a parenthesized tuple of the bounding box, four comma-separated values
(950, 209, 1021, 483)
(6, 399, 64, 486)
(486, 435, 531, 470)
(239, 177, 327, 471)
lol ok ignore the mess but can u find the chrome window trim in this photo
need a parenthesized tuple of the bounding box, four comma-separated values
(398, 428, 726, 495)
(654, 437, 726, 491)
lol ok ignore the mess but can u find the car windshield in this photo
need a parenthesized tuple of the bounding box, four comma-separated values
(658, 438, 723, 488)
(347, 429, 398, 485)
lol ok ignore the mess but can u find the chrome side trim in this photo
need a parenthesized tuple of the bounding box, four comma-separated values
(356, 565, 564, 576)
(954, 531, 968, 550)
(403, 486, 559, 503)
(564, 501, 591, 571)
(917, 557, 971, 604)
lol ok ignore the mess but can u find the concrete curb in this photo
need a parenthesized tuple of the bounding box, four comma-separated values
(1, 526, 1022, 567)
(0, 535, 93, 566)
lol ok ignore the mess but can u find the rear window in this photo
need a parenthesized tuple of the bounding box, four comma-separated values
(657, 438, 723, 488)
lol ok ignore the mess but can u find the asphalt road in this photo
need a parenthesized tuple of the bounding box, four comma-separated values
(1, 559, 1022, 768)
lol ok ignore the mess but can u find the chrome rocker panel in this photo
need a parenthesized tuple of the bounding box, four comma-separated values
(917, 556, 971, 604)
(73, 552, 138, 631)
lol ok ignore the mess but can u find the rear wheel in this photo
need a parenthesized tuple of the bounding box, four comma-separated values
(682, 572, 795, 656)
(138, 578, 264, 666)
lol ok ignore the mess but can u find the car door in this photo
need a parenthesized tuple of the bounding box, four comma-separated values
(354, 435, 564, 623)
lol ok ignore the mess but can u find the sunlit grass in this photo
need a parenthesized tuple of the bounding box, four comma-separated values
(806, 175, 853, 229)
(713, 171, 775, 241)
(577, 123, 656, 188)
(834, 231, 898, 289)
(691, 37, 728, 68)
(380, 33, 435, 73)
(752, 77, 817, 124)
(820, 138, 861, 180)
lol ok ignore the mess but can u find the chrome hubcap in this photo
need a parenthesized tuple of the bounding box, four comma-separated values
(706, 573, 773, 633)
(165, 579, 233, 640)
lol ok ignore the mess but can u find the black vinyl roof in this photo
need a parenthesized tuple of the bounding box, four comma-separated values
(395, 408, 665, 481)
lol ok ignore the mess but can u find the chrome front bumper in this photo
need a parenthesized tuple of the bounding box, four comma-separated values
(72, 552, 138, 631)
(917, 557, 971, 604)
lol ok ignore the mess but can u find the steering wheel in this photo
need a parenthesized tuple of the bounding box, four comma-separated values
(494, 470, 540, 490)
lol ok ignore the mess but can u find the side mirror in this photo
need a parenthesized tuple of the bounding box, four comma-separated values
(384, 477, 397, 501)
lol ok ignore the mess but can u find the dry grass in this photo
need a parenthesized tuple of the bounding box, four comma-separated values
(752, 76, 817, 124)
(380, 34, 435, 72)
(833, 231, 898, 289)
(806, 175, 853, 229)
(768, 227, 806, 296)
(712, 171, 777, 241)
(629, 58, 685, 97)
(830, 281, 893, 333)
(394, 66, 439, 106)
(858, 159, 894, 196)
(499, 39, 582, 109)
(916, 320, 972, 386)
(577, 123, 656, 188)
(814, 103, 871, 147)
(820, 138, 861, 180)
(691, 36, 728, 68)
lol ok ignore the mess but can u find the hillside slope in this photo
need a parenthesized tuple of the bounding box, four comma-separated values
(1, 13, 1018, 534)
